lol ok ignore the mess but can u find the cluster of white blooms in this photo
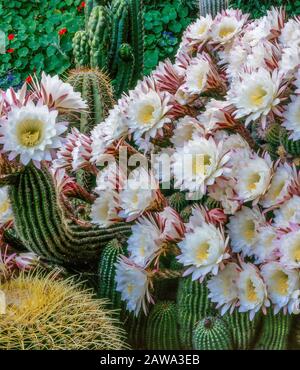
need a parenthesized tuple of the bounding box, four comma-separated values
(3, 7, 300, 320)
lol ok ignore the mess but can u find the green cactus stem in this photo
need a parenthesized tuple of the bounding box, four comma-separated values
(9, 165, 131, 266)
(66, 68, 114, 133)
(145, 301, 181, 350)
(113, 43, 135, 98)
(73, 31, 90, 67)
(168, 192, 189, 213)
(176, 277, 215, 349)
(255, 311, 291, 350)
(192, 316, 233, 350)
(199, 0, 229, 17)
(280, 128, 300, 156)
(98, 239, 127, 309)
(223, 310, 262, 350)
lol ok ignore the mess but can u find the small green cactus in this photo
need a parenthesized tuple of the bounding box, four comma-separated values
(180, 205, 193, 223)
(145, 301, 181, 350)
(265, 123, 281, 148)
(168, 192, 189, 213)
(204, 196, 221, 210)
(280, 127, 300, 156)
(255, 311, 291, 350)
(125, 312, 148, 349)
(193, 316, 233, 350)
(176, 277, 216, 349)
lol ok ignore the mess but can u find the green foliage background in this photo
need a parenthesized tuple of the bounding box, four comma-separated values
(0, 0, 84, 89)
(230, 0, 300, 18)
(143, 0, 198, 75)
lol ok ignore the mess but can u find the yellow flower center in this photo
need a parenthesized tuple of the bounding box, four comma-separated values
(242, 219, 255, 243)
(250, 86, 267, 107)
(195, 241, 210, 263)
(246, 172, 261, 191)
(198, 24, 207, 35)
(292, 240, 300, 262)
(246, 279, 257, 302)
(197, 72, 205, 90)
(138, 105, 155, 125)
(272, 271, 289, 296)
(127, 283, 134, 295)
(219, 25, 235, 38)
(98, 201, 109, 220)
(0, 200, 10, 215)
(132, 192, 139, 206)
(17, 119, 44, 147)
(269, 180, 285, 200)
(192, 154, 211, 176)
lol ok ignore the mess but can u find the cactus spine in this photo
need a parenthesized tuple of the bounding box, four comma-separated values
(9, 165, 131, 266)
(0, 271, 128, 350)
(145, 301, 181, 350)
(193, 316, 233, 350)
(66, 68, 114, 133)
(176, 277, 215, 349)
(199, 0, 229, 17)
(255, 311, 291, 350)
(73, 0, 144, 98)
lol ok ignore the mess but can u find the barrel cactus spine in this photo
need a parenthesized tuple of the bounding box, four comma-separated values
(192, 316, 233, 350)
(0, 270, 128, 350)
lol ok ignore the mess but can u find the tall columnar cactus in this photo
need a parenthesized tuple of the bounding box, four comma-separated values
(0, 271, 128, 350)
(192, 316, 233, 350)
(145, 301, 181, 350)
(73, 31, 90, 68)
(199, 0, 229, 16)
(255, 311, 292, 350)
(8, 165, 131, 266)
(98, 239, 127, 310)
(176, 277, 216, 349)
(224, 310, 262, 350)
(66, 68, 115, 133)
(73, 0, 144, 98)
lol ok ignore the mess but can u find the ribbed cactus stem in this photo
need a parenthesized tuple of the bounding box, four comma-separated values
(98, 239, 127, 310)
(192, 316, 233, 350)
(128, 0, 144, 84)
(67, 68, 114, 133)
(280, 128, 300, 156)
(88, 6, 110, 71)
(145, 301, 181, 350)
(113, 43, 135, 98)
(223, 310, 262, 349)
(199, 0, 229, 17)
(73, 31, 90, 67)
(255, 311, 291, 350)
(176, 277, 215, 349)
(9, 165, 131, 266)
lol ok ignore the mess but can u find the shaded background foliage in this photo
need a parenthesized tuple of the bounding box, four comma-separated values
(0, 0, 85, 89)
(230, 0, 300, 18)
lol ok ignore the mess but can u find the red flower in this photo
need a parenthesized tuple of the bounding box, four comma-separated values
(8, 34, 15, 41)
(26, 76, 32, 84)
(6, 48, 14, 53)
(80, 1, 86, 7)
(58, 28, 67, 36)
